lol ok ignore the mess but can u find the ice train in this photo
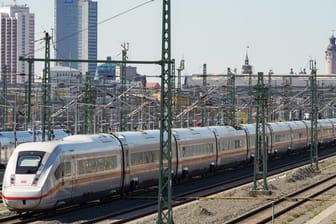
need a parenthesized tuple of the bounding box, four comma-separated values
(2, 118, 336, 211)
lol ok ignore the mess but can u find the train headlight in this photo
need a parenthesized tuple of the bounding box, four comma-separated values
(32, 174, 40, 186)
(10, 174, 15, 185)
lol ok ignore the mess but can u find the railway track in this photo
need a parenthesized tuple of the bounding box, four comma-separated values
(226, 173, 336, 224)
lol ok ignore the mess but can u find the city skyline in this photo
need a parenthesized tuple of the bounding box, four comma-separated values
(2, 0, 336, 80)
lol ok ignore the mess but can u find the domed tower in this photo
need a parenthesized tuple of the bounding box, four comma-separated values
(325, 34, 336, 74)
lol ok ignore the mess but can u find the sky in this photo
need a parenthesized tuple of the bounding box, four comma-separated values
(2, 0, 336, 80)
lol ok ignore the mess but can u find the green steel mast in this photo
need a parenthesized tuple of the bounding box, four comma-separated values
(120, 43, 128, 131)
(310, 60, 319, 172)
(253, 72, 269, 192)
(247, 71, 253, 123)
(2, 65, 8, 130)
(202, 63, 207, 127)
(283, 79, 290, 121)
(42, 32, 51, 141)
(267, 70, 272, 122)
(82, 73, 96, 134)
(158, 0, 174, 223)
(176, 59, 184, 128)
(227, 68, 236, 126)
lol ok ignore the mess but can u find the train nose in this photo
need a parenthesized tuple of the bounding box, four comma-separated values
(2, 186, 41, 211)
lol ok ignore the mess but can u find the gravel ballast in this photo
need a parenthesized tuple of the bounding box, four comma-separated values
(129, 156, 336, 224)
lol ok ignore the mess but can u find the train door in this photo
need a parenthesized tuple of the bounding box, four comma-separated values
(62, 149, 74, 200)
(210, 130, 219, 169)
(122, 143, 130, 192)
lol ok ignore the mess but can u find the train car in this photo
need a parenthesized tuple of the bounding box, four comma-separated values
(239, 124, 256, 157)
(209, 126, 248, 166)
(328, 118, 336, 144)
(173, 127, 216, 177)
(0, 131, 34, 145)
(266, 122, 292, 154)
(114, 130, 176, 189)
(34, 129, 70, 141)
(283, 121, 309, 152)
(239, 124, 274, 156)
(2, 134, 123, 211)
(302, 119, 335, 147)
(0, 135, 11, 167)
(317, 119, 335, 145)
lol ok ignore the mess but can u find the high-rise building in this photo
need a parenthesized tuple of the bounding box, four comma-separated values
(55, 0, 97, 75)
(0, 3, 34, 84)
(325, 34, 336, 74)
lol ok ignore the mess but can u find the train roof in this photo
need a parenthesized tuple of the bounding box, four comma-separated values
(173, 127, 214, 141)
(267, 122, 291, 131)
(209, 126, 245, 136)
(0, 131, 33, 143)
(34, 129, 70, 141)
(62, 134, 120, 144)
(0, 136, 10, 145)
(114, 130, 161, 145)
(0, 129, 69, 144)
(239, 124, 256, 134)
(317, 119, 333, 126)
(15, 141, 60, 154)
(282, 120, 307, 129)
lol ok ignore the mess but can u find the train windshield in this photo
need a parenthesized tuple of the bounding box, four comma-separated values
(16, 151, 45, 174)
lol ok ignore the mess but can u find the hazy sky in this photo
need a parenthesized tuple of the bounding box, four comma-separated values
(3, 0, 336, 79)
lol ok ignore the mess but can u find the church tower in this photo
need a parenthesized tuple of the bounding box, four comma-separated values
(241, 47, 253, 74)
(242, 50, 252, 74)
(325, 34, 336, 74)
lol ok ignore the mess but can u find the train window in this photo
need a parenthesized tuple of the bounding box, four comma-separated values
(77, 156, 118, 175)
(65, 161, 71, 175)
(16, 151, 45, 174)
(219, 140, 229, 152)
(131, 152, 144, 165)
(234, 140, 241, 149)
(77, 160, 87, 175)
(97, 158, 105, 171)
(54, 161, 71, 180)
(130, 151, 159, 166)
(275, 133, 290, 143)
(54, 164, 63, 180)
(104, 156, 118, 170)
(181, 143, 214, 157)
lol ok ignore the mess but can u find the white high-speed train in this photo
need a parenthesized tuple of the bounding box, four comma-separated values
(2, 119, 336, 212)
